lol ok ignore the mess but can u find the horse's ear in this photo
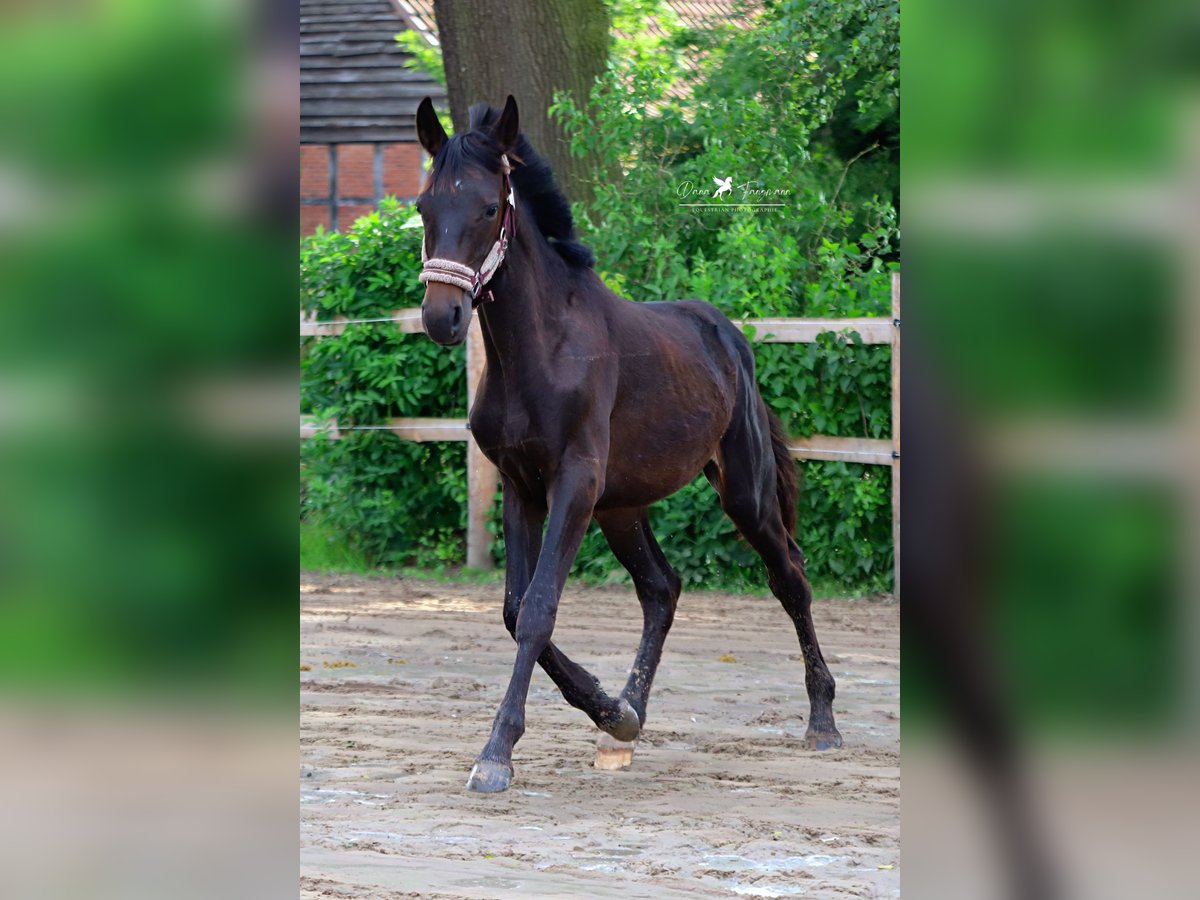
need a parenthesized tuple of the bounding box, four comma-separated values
(416, 97, 448, 157)
(491, 95, 519, 151)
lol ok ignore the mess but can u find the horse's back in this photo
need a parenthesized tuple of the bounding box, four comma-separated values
(642, 297, 751, 352)
(609, 295, 743, 391)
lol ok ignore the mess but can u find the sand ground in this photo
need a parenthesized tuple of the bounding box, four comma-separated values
(300, 573, 899, 898)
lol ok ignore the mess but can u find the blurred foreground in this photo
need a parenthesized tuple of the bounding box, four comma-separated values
(0, 2, 297, 897)
(904, 1, 1199, 897)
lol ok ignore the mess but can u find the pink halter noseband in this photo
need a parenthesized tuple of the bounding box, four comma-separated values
(418, 154, 517, 308)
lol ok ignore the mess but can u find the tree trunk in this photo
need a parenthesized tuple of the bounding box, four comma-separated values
(432, 0, 609, 204)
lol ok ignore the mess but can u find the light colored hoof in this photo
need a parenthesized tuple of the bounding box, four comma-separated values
(465, 759, 513, 793)
(594, 731, 637, 770)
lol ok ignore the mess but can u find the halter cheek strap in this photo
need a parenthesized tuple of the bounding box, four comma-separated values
(418, 154, 517, 308)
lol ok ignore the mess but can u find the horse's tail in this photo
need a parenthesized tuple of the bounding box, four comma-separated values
(766, 406, 798, 536)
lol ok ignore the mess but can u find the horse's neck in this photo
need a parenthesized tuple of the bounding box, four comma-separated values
(477, 230, 565, 371)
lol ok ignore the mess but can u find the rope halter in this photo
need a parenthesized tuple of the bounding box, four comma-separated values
(418, 154, 517, 308)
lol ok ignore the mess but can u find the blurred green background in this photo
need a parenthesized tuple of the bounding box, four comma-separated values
(902, 0, 1193, 735)
(0, 1, 297, 699)
(903, 0, 1198, 896)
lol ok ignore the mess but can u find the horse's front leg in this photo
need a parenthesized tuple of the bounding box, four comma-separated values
(466, 460, 603, 793)
(501, 478, 637, 737)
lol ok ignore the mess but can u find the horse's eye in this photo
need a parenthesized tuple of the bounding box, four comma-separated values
(484, 203, 499, 219)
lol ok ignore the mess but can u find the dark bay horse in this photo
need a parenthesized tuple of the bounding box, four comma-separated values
(414, 95, 841, 793)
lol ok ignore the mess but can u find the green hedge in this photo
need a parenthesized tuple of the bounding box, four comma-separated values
(301, 201, 894, 591)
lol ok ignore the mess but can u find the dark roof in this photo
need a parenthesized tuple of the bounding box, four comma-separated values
(617, 0, 760, 98)
(301, 0, 445, 144)
(653, 1, 755, 34)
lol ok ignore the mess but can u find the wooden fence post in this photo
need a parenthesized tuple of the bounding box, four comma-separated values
(891, 271, 901, 598)
(466, 316, 498, 569)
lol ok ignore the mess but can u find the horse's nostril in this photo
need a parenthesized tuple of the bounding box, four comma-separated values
(451, 303, 463, 330)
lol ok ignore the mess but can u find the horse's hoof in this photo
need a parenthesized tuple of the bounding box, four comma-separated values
(803, 727, 843, 751)
(601, 698, 641, 743)
(465, 759, 513, 793)
(594, 731, 637, 771)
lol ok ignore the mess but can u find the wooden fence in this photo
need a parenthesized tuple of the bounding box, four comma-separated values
(302, 272, 901, 591)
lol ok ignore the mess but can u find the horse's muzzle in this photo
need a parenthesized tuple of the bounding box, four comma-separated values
(421, 283, 473, 345)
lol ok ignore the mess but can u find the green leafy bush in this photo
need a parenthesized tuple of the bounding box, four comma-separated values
(301, 0, 899, 592)
(301, 200, 472, 569)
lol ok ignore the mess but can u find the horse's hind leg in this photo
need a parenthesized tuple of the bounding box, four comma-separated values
(708, 427, 841, 749)
(593, 507, 681, 766)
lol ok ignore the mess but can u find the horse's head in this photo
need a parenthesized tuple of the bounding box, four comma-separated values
(414, 95, 520, 346)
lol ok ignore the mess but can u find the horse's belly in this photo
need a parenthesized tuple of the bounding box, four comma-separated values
(597, 342, 734, 508)
(597, 414, 725, 509)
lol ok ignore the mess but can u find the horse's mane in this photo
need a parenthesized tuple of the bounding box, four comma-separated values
(429, 103, 595, 270)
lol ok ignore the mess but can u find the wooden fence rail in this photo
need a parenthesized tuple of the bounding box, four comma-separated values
(300, 416, 894, 465)
(300, 311, 894, 344)
(302, 272, 901, 591)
